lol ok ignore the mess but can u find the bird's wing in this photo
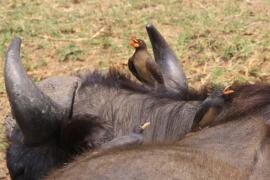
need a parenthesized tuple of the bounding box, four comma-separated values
(192, 95, 225, 129)
(192, 101, 211, 127)
(128, 57, 144, 82)
(146, 59, 164, 84)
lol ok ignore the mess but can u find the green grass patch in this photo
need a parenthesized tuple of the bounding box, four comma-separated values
(57, 43, 83, 62)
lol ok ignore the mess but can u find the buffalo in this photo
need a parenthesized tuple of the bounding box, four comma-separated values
(5, 23, 270, 180)
(49, 83, 270, 180)
(49, 100, 270, 180)
(4, 24, 208, 180)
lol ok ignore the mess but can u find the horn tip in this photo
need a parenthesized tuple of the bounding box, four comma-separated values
(146, 23, 155, 30)
(11, 36, 22, 45)
(7, 37, 22, 53)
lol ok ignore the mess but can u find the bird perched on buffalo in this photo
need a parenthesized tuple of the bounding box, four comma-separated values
(128, 36, 164, 87)
(192, 83, 239, 129)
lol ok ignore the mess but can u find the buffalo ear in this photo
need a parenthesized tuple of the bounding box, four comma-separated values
(146, 23, 187, 92)
(60, 114, 110, 151)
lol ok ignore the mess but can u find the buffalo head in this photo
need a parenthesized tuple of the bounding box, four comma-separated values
(4, 24, 207, 179)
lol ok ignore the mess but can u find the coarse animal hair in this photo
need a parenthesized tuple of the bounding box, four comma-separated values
(5, 67, 208, 180)
(78, 68, 208, 101)
(209, 83, 270, 126)
(5, 31, 211, 180)
(48, 83, 270, 180)
(8, 24, 270, 179)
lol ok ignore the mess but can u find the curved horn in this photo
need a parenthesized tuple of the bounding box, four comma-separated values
(146, 23, 187, 91)
(4, 37, 64, 145)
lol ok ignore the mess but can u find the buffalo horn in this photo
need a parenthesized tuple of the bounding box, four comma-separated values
(4, 37, 64, 145)
(146, 23, 188, 92)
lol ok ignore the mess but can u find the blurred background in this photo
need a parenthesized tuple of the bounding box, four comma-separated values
(1, 0, 270, 178)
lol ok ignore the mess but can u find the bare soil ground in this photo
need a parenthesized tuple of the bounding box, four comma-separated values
(1, 0, 270, 179)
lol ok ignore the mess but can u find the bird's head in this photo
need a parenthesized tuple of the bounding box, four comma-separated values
(223, 81, 241, 95)
(129, 36, 147, 49)
(223, 86, 235, 95)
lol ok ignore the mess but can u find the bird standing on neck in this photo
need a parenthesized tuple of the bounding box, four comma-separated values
(192, 84, 237, 129)
(128, 36, 164, 87)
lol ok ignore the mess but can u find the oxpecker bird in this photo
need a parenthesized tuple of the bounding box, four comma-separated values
(192, 84, 237, 129)
(128, 36, 164, 87)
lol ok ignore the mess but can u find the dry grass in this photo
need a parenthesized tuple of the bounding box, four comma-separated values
(1, 0, 270, 178)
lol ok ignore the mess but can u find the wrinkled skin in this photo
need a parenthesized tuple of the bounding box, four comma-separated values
(5, 24, 207, 180)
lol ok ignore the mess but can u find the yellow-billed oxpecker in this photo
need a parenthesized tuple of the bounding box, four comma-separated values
(129, 36, 164, 87)
(192, 85, 237, 129)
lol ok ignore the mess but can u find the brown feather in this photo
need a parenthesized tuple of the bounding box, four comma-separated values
(128, 39, 164, 86)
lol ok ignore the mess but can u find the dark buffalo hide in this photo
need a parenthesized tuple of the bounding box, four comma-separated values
(6, 23, 270, 180)
(48, 83, 270, 180)
(4, 24, 207, 180)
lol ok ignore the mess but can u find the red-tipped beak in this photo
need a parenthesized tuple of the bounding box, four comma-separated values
(223, 86, 235, 95)
(129, 36, 139, 48)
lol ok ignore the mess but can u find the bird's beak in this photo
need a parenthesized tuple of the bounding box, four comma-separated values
(223, 86, 235, 95)
(130, 39, 139, 48)
(140, 122, 150, 130)
(129, 36, 139, 48)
